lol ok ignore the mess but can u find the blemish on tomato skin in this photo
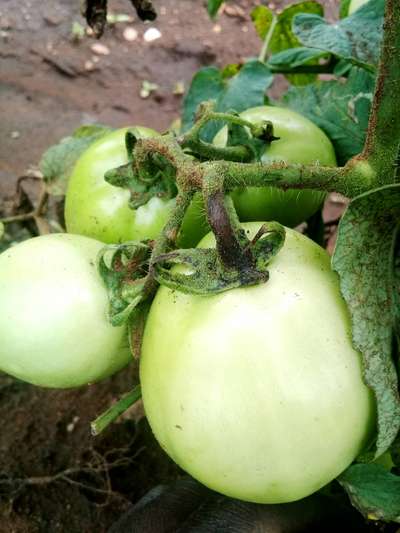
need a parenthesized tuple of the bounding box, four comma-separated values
(175, 424, 183, 430)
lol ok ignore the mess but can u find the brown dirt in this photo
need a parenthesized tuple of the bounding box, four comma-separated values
(0, 1, 344, 531)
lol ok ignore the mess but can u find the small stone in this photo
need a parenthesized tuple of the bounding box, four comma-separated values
(123, 26, 138, 41)
(90, 42, 110, 55)
(143, 27, 162, 42)
(84, 60, 95, 71)
(10, 131, 20, 139)
(173, 81, 185, 96)
(212, 24, 222, 34)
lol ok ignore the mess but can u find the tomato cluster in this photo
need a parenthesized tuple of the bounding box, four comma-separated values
(0, 106, 376, 504)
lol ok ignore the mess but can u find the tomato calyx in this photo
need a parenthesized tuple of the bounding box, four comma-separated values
(98, 241, 154, 325)
(105, 130, 178, 209)
(152, 222, 285, 295)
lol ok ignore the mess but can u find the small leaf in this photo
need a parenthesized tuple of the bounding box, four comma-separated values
(282, 67, 375, 165)
(332, 185, 400, 457)
(215, 61, 273, 115)
(339, 0, 351, 18)
(293, 0, 385, 70)
(251, 2, 324, 85)
(207, 0, 224, 18)
(182, 61, 272, 142)
(338, 464, 400, 523)
(39, 124, 112, 196)
(268, 47, 327, 69)
(182, 67, 225, 132)
(202, 60, 273, 142)
(251, 5, 274, 41)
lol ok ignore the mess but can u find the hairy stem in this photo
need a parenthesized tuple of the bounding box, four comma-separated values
(363, 0, 400, 183)
(206, 159, 376, 199)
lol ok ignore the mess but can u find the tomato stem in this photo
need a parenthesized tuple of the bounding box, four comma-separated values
(91, 385, 142, 436)
(363, 0, 400, 184)
(258, 14, 278, 63)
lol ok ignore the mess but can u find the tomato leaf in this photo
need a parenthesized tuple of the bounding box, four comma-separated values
(182, 67, 225, 133)
(39, 124, 112, 196)
(282, 67, 375, 165)
(293, 0, 384, 71)
(339, 0, 351, 18)
(251, 2, 324, 85)
(338, 464, 400, 523)
(267, 47, 327, 70)
(205, 61, 273, 143)
(207, 0, 223, 18)
(182, 61, 272, 142)
(332, 185, 400, 457)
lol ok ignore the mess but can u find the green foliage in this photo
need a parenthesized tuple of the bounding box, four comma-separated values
(293, 0, 384, 71)
(339, 464, 400, 522)
(251, 2, 324, 85)
(283, 68, 375, 165)
(182, 61, 273, 140)
(339, 0, 352, 18)
(332, 185, 400, 458)
(39, 124, 112, 195)
(207, 0, 224, 18)
(268, 47, 327, 70)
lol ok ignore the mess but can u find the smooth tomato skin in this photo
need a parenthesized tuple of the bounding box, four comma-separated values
(348, 0, 367, 14)
(65, 127, 208, 248)
(213, 106, 337, 227)
(0, 234, 131, 388)
(140, 223, 375, 504)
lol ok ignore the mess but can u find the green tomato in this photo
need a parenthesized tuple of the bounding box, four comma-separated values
(65, 127, 209, 248)
(65, 127, 174, 244)
(140, 223, 375, 504)
(213, 106, 337, 227)
(0, 234, 130, 388)
(348, 0, 368, 15)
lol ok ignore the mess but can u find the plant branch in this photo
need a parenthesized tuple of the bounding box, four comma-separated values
(258, 14, 278, 63)
(205, 159, 375, 199)
(363, 0, 400, 183)
(91, 385, 142, 436)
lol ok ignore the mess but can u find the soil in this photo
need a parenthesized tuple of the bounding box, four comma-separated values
(0, 1, 350, 532)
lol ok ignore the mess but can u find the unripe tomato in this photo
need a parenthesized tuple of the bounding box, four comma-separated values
(140, 223, 375, 503)
(65, 127, 209, 247)
(0, 234, 131, 388)
(348, 0, 368, 15)
(213, 106, 337, 227)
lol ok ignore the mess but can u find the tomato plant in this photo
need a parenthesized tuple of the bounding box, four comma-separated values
(2, 0, 399, 527)
(0, 233, 131, 388)
(140, 223, 375, 503)
(348, 0, 368, 15)
(213, 106, 337, 227)
(64, 127, 209, 247)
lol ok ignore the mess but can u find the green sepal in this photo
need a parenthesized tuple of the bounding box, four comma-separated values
(104, 157, 177, 209)
(98, 241, 153, 326)
(226, 118, 280, 163)
(153, 248, 268, 295)
(128, 301, 151, 359)
(153, 223, 285, 295)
